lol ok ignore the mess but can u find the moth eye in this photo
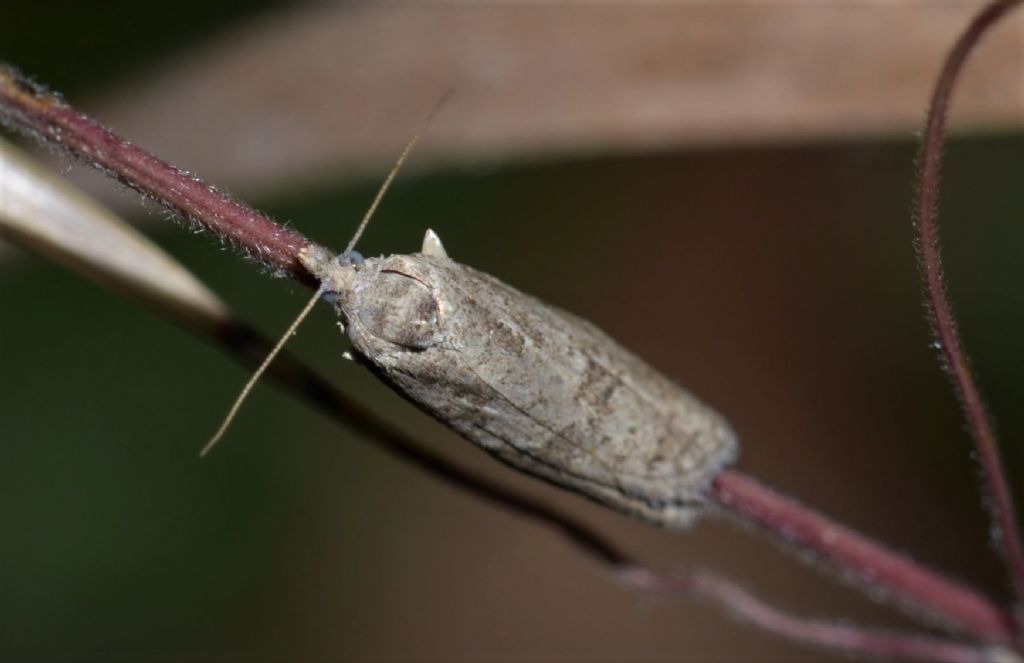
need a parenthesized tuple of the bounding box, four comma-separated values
(356, 270, 441, 350)
(336, 250, 365, 267)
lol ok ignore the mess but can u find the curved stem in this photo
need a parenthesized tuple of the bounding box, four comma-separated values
(624, 567, 999, 663)
(913, 0, 1024, 611)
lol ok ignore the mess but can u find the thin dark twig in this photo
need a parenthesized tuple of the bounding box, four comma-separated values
(0, 59, 1016, 648)
(622, 568, 999, 663)
(913, 0, 1024, 611)
(215, 321, 630, 566)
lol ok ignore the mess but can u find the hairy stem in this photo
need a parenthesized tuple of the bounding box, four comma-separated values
(710, 470, 1013, 642)
(913, 0, 1024, 614)
(0, 65, 316, 284)
(0, 59, 1015, 648)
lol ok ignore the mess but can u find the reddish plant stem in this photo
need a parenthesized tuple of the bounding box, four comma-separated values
(710, 470, 1014, 643)
(0, 64, 315, 285)
(623, 567, 998, 663)
(913, 0, 1024, 612)
(0, 59, 1015, 648)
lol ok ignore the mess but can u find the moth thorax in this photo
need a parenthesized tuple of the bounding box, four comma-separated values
(354, 269, 442, 351)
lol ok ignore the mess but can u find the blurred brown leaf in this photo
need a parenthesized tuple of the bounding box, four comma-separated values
(81, 1, 1023, 204)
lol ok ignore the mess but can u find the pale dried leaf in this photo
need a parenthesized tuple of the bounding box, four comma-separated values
(0, 136, 229, 330)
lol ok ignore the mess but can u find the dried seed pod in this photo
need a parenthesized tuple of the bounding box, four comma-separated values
(301, 231, 738, 527)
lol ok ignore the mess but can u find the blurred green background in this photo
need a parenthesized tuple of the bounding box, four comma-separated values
(1, 3, 1022, 661)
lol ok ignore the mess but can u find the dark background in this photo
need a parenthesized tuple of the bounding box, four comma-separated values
(1, 3, 1022, 661)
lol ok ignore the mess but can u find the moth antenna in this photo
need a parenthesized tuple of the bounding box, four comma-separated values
(343, 88, 454, 256)
(199, 285, 326, 458)
(201, 90, 452, 456)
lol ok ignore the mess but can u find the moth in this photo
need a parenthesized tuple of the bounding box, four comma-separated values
(205, 98, 739, 528)
(298, 232, 739, 528)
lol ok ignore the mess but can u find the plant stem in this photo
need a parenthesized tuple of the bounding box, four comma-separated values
(623, 567, 1000, 663)
(0, 58, 1015, 648)
(0, 65, 316, 284)
(710, 470, 1014, 642)
(913, 0, 1024, 615)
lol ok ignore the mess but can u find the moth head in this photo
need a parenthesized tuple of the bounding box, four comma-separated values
(345, 255, 445, 352)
